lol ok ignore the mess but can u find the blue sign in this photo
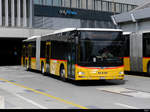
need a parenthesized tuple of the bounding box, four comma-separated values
(59, 10, 77, 16)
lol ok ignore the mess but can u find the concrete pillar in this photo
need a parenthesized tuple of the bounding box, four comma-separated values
(0, 0, 2, 26)
(11, 0, 15, 27)
(29, 0, 33, 28)
(5, 0, 9, 26)
(23, 0, 27, 27)
(17, 0, 21, 27)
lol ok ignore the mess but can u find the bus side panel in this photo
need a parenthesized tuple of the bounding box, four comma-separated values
(75, 65, 124, 80)
(124, 57, 130, 71)
(31, 57, 36, 70)
(143, 58, 150, 73)
(50, 59, 67, 78)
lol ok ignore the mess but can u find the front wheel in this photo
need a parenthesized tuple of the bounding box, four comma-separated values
(41, 63, 45, 75)
(60, 65, 66, 81)
(147, 62, 150, 74)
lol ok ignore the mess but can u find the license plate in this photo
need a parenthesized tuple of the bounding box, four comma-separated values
(100, 77, 105, 79)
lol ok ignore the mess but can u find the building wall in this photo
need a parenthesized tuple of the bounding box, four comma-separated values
(0, 0, 33, 28)
(33, 16, 114, 30)
(33, 0, 137, 13)
(33, 5, 116, 29)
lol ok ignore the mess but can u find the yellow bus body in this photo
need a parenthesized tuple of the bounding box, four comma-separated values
(123, 57, 150, 73)
(22, 56, 124, 80)
(75, 65, 124, 80)
(123, 57, 130, 71)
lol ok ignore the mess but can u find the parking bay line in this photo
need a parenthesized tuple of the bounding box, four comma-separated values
(15, 94, 48, 109)
(0, 78, 88, 109)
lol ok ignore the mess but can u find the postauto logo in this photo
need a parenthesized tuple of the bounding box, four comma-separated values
(59, 9, 77, 16)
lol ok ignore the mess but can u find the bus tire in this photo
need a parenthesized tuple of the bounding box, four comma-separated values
(41, 62, 45, 75)
(60, 65, 66, 81)
(147, 62, 150, 74)
(46, 64, 50, 75)
(26, 60, 29, 71)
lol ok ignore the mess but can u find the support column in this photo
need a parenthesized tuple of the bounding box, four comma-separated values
(5, 0, 9, 26)
(17, 0, 21, 27)
(23, 0, 27, 27)
(11, 0, 15, 27)
(0, 0, 2, 26)
(29, 0, 33, 28)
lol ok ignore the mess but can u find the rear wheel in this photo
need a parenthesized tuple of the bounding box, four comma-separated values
(60, 65, 66, 81)
(26, 60, 29, 71)
(147, 62, 150, 74)
(41, 63, 45, 74)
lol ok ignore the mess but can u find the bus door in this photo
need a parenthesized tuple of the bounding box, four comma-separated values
(45, 42, 51, 73)
(22, 45, 26, 66)
(68, 41, 76, 78)
(28, 44, 32, 68)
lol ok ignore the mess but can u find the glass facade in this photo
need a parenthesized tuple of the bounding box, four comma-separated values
(33, 0, 137, 13)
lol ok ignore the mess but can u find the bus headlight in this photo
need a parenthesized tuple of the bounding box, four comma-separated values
(119, 72, 124, 74)
(78, 72, 85, 75)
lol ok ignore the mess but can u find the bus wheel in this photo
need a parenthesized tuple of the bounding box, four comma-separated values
(60, 65, 66, 81)
(147, 62, 150, 74)
(41, 63, 45, 75)
(25, 60, 29, 71)
(26, 63, 29, 71)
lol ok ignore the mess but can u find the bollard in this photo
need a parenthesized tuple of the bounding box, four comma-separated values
(0, 96, 5, 109)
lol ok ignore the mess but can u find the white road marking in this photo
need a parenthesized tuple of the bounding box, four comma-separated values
(0, 96, 5, 109)
(115, 103, 138, 109)
(97, 87, 150, 98)
(15, 94, 48, 109)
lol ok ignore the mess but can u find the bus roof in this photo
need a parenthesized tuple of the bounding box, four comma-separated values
(123, 32, 132, 35)
(44, 28, 122, 37)
(23, 28, 123, 42)
(23, 35, 41, 42)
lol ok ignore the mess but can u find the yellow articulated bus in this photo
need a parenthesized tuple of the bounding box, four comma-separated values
(123, 32, 150, 74)
(21, 28, 125, 81)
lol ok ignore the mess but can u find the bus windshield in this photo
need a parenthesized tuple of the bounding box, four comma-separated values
(78, 31, 124, 67)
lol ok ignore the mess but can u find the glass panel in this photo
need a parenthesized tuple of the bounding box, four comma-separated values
(62, 0, 65, 7)
(44, 0, 52, 6)
(34, 0, 40, 4)
(78, 31, 124, 67)
(53, 0, 61, 6)
(71, 0, 77, 8)
(76, 0, 81, 8)
(115, 3, 120, 13)
(65, 0, 71, 7)
(102, 1, 108, 12)
(122, 4, 127, 12)
(98, 0, 102, 11)
(87, 0, 93, 10)
(119, 4, 122, 13)
(108, 2, 113, 12)
(81, 0, 87, 9)
(127, 5, 132, 11)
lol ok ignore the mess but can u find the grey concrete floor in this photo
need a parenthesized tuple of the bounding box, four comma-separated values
(0, 66, 150, 109)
